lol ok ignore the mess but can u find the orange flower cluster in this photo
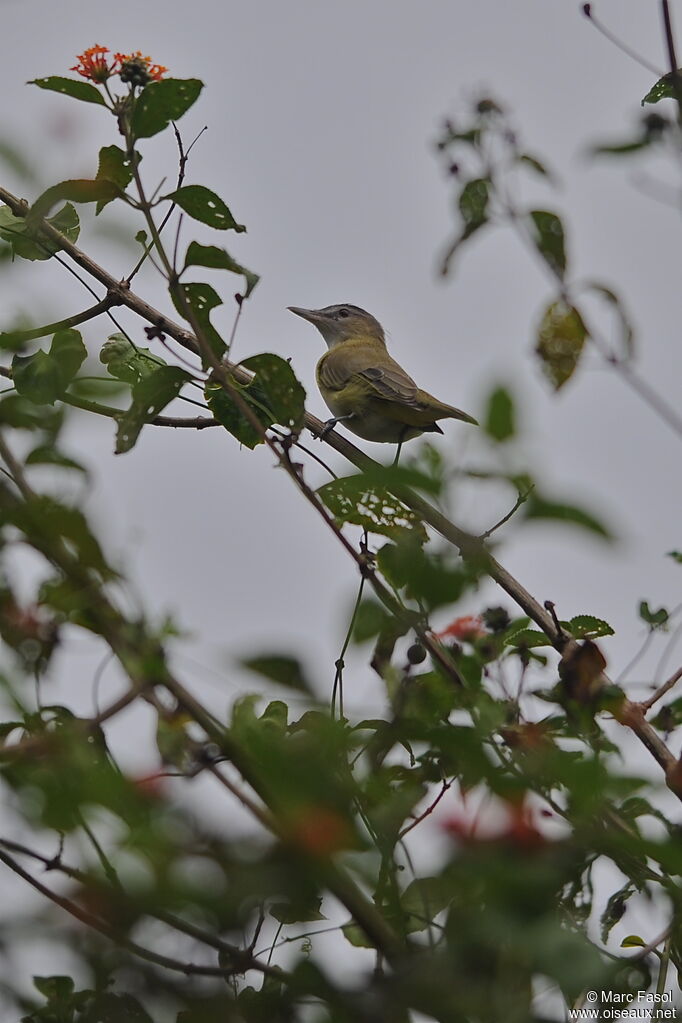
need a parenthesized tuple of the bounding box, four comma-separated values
(71, 45, 167, 84)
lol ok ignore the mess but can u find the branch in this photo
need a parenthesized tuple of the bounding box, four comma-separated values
(640, 665, 682, 712)
(0, 185, 677, 797)
(0, 838, 285, 980)
(0, 845, 263, 979)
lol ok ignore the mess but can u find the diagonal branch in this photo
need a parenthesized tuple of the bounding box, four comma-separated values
(0, 184, 676, 795)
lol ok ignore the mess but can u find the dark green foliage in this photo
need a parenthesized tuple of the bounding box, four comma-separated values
(184, 241, 259, 297)
(166, 185, 245, 231)
(12, 329, 86, 404)
(172, 281, 226, 365)
(524, 491, 611, 539)
(131, 78, 203, 138)
(116, 365, 191, 454)
(484, 386, 515, 442)
(529, 210, 567, 278)
(241, 655, 313, 694)
(30, 76, 108, 105)
(0, 202, 80, 260)
(206, 354, 305, 446)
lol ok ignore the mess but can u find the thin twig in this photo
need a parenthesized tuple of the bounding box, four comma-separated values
(640, 666, 682, 712)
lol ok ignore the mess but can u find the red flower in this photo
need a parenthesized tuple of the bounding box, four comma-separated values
(71, 45, 121, 83)
(435, 615, 486, 642)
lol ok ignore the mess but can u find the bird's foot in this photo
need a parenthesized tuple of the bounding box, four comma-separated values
(317, 415, 353, 441)
(318, 418, 339, 440)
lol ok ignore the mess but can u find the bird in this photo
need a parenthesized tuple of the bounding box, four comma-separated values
(288, 304, 477, 445)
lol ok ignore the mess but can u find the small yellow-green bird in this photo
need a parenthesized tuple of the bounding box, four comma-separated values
(288, 304, 477, 444)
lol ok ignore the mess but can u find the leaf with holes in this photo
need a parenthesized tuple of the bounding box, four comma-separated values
(317, 475, 427, 543)
(642, 71, 682, 106)
(240, 354, 305, 433)
(30, 76, 107, 106)
(172, 282, 225, 366)
(166, 185, 245, 231)
(116, 365, 191, 454)
(131, 78, 203, 138)
(535, 299, 588, 390)
(568, 615, 614, 640)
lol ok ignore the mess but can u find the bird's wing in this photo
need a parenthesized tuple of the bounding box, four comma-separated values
(319, 346, 420, 405)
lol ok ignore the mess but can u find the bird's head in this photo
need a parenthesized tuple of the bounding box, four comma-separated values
(288, 304, 385, 348)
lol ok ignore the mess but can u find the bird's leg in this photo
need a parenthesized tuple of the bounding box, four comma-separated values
(317, 415, 354, 440)
(393, 426, 409, 465)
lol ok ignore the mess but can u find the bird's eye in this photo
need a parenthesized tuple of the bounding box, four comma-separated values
(337, 308, 350, 319)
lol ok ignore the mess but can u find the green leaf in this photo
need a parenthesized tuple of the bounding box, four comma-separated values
(9, 497, 114, 579)
(270, 895, 325, 924)
(568, 615, 614, 639)
(30, 76, 107, 105)
(100, 333, 166, 385)
(240, 354, 306, 433)
(205, 380, 262, 449)
(535, 298, 588, 391)
(484, 386, 515, 442)
(638, 601, 669, 629)
(116, 365, 191, 454)
(621, 934, 647, 948)
(652, 698, 682, 732)
(591, 137, 652, 156)
(0, 394, 64, 430)
(0, 203, 80, 261)
(529, 210, 566, 278)
(401, 876, 454, 933)
(459, 177, 489, 232)
(206, 354, 305, 446)
(587, 282, 634, 360)
(518, 153, 551, 178)
(525, 493, 611, 539)
(165, 185, 245, 231)
(172, 282, 225, 365)
(131, 78, 203, 139)
(12, 329, 87, 405)
(377, 537, 475, 609)
(241, 655, 312, 694)
(32, 975, 75, 1002)
(342, 921, 374, 948)
(95, 145, 133, 213)
(667, 550, 682, 564)
(29, 180, 121, 223)
(25, 445, 87, 474)
(441, 178, 490, 274)
(507, 628, 554, 649)
(184, 241, 259, 297)
(352, 598, 395, 644)
(642, 71, 682, 106)
(317, 475, 428, 543)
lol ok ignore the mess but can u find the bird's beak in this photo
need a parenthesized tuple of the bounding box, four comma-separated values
(288, 306, 325, 325)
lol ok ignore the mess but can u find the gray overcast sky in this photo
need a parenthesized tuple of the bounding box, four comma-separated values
(0, 1, 680, 768)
